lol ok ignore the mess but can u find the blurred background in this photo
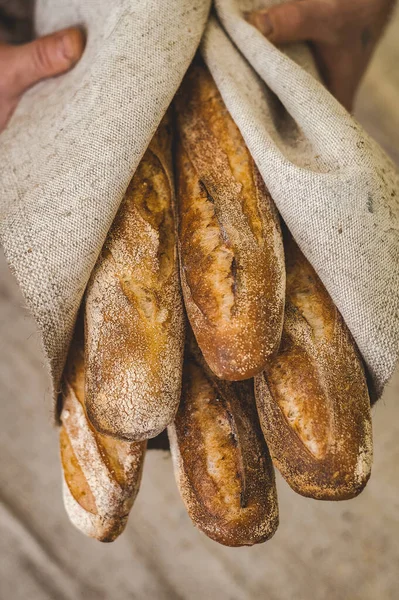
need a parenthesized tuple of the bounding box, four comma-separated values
(0, 5, 398, 600)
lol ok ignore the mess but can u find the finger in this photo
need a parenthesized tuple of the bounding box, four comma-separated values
(313, 43, 366, 111)
(3, 27, 85, 98)
(247, 0, 338, 45)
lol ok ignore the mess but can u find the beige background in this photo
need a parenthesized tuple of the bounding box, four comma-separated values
(1, 10, 398, 600)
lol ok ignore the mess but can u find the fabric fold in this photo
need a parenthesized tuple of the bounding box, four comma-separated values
(0, 0, 398, 413)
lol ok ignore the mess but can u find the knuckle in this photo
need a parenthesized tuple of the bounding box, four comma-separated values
(288, 3, 308, 30)
(272, 2, 309, 40)
(31, 39, 55, 75)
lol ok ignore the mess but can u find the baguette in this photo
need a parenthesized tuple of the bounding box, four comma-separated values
(84, 113, 185, 441)
(168, 333, 278, 547)
(174, 62, 285, 380)
(60, 324, 146, 542)
(255, 231, 373, 500)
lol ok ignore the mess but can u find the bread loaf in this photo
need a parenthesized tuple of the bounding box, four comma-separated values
(60, 324, 146, 542)
(255, 230, 373, 500)
(84, 113, 185, 441)
(174, 62, 285, 381)
(168, 333, 278, 547)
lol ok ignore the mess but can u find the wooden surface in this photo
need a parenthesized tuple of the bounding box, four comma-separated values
(1, 11, 399, 600)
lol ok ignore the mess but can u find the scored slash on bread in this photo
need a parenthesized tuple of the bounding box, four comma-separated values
(60, 323, 146, 542)
(168, 332, 279, 547)
(255, 230, 373, 500)
(84, 112, 185, 441)
(174, 62, 285, 381)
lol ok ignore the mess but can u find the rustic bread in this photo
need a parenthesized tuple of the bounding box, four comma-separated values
(84, 113, 185, 441)
(60, 324, 146, 542)
(174, 62, 285, 380)
(168, 332, 278, 547)
(255, 230, 373, 500)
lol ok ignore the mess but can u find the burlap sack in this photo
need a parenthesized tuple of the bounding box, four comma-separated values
(0, 0, 398, 417)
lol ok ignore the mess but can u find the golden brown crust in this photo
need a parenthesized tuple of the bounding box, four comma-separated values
(174, 63, 285, 380)
(255, 231, 373, 500)
(60, 324, 146, 542)
(168, 333, 279, 547)
(84, 113, 185, 441)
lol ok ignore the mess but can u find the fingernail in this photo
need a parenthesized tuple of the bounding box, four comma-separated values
(246, 11, 273, 37)
(58, 30, 80, 64)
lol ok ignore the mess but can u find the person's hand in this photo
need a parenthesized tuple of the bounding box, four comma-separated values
(247, 0, 396, 111)
(0, 27, 85, 133)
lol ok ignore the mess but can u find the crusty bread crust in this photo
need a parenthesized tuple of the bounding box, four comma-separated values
(255, 231, 373, 500)
(168, 333, 279, 547)
(174, 63, 285, 380)
(84, 114, 185, 441)
(60, 326, 146, 542)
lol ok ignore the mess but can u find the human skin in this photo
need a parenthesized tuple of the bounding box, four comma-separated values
(247, 0, 396, 111)
(0, 27, 84, 132)
(0, 2, 395, 130)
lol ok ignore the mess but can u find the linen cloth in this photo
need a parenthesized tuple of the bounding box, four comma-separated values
(0, 0, 398, 415)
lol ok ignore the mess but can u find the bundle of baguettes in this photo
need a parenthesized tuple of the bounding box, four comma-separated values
(58, 60, 373, 547)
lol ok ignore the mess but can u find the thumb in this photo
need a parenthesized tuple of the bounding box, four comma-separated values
(247, 1, 335, 45)
(2, 27, 85, 99)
